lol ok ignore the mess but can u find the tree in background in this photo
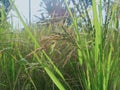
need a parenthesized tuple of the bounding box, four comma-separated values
(36, 0, 71, 25)
(38, 0, 92, 18)
(37, 0, 92, 26)
(0, 0, 10, 21)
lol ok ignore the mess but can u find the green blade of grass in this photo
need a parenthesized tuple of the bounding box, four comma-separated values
(104, 43, 113, 90)
(44, 67, 65, 90)
(92, 0, 102, 65)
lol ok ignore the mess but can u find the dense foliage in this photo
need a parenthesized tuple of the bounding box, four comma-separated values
(0, 0, 120, 90)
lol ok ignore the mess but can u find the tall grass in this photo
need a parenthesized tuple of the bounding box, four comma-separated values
(0, 0, 120, 90)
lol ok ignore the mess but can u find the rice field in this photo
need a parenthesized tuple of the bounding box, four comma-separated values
(0, 0, 120, 90)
